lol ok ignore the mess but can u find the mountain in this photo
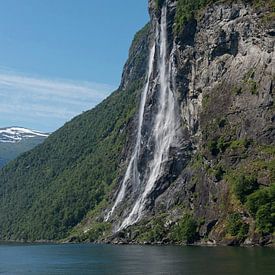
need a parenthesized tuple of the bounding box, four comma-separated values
(0, 0, 274, 245)
(0, 127, 49, 168)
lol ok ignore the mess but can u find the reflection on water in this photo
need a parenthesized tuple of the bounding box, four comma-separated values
(0, 243, 274, 274)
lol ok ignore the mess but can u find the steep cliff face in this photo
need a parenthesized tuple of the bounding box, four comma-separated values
(76, 0, 274, 245)
(170, 0, 275, 245)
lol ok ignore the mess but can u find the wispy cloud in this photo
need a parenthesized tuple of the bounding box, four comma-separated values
(0, 69, 114, 131)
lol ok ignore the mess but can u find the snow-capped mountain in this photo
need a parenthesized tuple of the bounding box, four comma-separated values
(0, 127, 49, 168)
(0, 127, 49, 143)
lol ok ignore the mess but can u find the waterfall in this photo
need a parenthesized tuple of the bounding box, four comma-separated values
(119, 5, 177, 229)
(106, 4, 177, 230)
(104, 37, 156, 222)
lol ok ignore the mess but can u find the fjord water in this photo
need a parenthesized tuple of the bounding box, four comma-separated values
(0, 244, 274, 275)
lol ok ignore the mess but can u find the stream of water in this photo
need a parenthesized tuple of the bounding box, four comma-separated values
(106, 5, 178, 231)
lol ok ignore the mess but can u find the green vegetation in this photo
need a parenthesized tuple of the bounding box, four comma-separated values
(207, 137, 251, 156)
(208, 165, 225, 181)
(248, 79, 258, 95)
(131, 23, 150, 48)
(84, 222, 111, 242)
(243, 68, 255, 83)
(245, 158, 275, 184)
(0, 24, 150, 241)
(173, 0, 274, 35)
(230, 174, 259, 203)
(226, 159, 274, 235)
(136, 216, 167, 243)
(260, 145, 275, 155)
(252, 0, 275, 11)
(202, 94, 210, 108)
(207, 139, 219, 156)
(155, 0, 165, 9)
(191, 153, 206, 170)
(171, 214, 198, 243)
(246, 185, 275, 234)
(129, 23, 150, 81)
(226, 213, 249, 239)
(0, 85, 137, 240)
(262, 11, 275, 24)
(69, 221, 111, 243)
(0, 136, 46, 168)
(207, 137, 228, 156)
(229, 139, 251, 150)
(260, 0, 275, 23)
(174, 0, 218, 34)
(232, 86, 242, 95)
(242, 68, 259, 95)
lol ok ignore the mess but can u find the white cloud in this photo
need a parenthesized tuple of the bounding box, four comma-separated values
(0, 69, 114, 131)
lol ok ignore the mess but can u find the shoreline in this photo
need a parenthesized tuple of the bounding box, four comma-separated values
(1, 239, 274, 248)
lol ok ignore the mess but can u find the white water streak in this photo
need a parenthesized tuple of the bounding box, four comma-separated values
(119, 6, 177, 229)
(104, 40, 156, 222)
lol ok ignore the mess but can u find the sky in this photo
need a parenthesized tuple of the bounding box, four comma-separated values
(0, 0, 149, 132)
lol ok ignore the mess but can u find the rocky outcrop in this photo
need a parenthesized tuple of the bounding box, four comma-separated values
(147, 0, 275, 244)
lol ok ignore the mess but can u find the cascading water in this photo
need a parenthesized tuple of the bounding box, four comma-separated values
(104, 38, 156, 222)
(119, 5, 177, 229)
(106, 4, 178, 230)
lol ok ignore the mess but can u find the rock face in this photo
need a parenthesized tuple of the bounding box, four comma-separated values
(80, 0, 274, 245)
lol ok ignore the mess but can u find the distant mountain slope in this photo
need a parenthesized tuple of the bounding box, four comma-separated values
(0, 127, 49, 168)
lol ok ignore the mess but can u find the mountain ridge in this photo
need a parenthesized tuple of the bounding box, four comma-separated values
(0, 127, 49, 142)
(0, 127, 49, 168)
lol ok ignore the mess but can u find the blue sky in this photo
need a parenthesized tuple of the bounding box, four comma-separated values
(0, 0, 149, 132)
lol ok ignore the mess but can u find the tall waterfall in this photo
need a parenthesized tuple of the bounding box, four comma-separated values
(106, 5, 177, 230)
(104, 38, 156, 222)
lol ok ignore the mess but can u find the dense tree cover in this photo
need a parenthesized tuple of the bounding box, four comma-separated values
(246, 185, 275, 234)
(226, 213, 249, 240)
(0, 24, 150, 241)
(227, 157, 275, 234)
(171, 214, 198, 243)
(0, 137, 46, 168)
(231, 174, 259, 203)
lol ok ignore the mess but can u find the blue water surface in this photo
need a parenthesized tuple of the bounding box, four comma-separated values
(0, 243, 274, 274)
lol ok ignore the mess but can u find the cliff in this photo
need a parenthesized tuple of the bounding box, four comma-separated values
(76, 0, 274, 246)
(0, 0, 274, 246)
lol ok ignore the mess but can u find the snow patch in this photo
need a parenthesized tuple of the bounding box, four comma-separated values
(0, 127, 49, 143)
